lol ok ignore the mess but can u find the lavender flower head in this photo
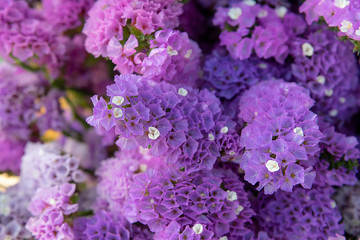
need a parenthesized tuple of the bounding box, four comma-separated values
(26, 183, 79, 240)
(203, 49, 290, 100)
(95, 148, 166, 214)
(0, 0, 69, 78)
(87, 74, 235, 173)
(20, 142, 85, 193)
(42, 0, 94, 32)
(300, 0, 360, 41)
(73, 210, 130, 240)
(290, 27, 359, 123)
(238, 80, 323, 194)
(255, 186, 344, 239)
(124, 168, 254, 239)
(213, 2, 306, 63)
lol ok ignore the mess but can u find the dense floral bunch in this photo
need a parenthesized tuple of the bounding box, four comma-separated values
(289, 27, 359, 123)
(300, 0, 360, 41)
(2, 0, 360, 239)
(87, 74, 235, 172)
(26, 183, 79, 239)
(255, 186, 344, 239)
(238, 80, 323, 194)
(213, 1, 306, 63)
(203, 49, 289, 99)
(124, 168, 253, 239)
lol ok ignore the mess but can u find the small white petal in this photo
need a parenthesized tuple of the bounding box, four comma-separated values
(192, 224, 203, 234)
(139, 164, 147, 173)
(302, 43, 314, 57)
(339, 97, 346, 103)
(325, 89, 333, 97)
(228, 7, 242, 20)
(178, 87, 188, 96)
(258, 63, 268, 69)
(148, 127, 160, 140)
(221, 126, 229, 134)
(220, 237, 228, 240)
(294, 127, 304, 137)
(235, 205, 244, 215)
(208, 133, 215, 141)
(184, 49, 192, 59)
(356, 27, 360, 36)
(229, 151, 236, 156)
(334, 0, 350, 8)
(316, 75, 326, 84)
(330, 200, 337, 208)
(113, 108, 123, 118)
(243, 0, 256, 6)
(167, 46, 178, 56)
(266, 160, 280, 172)
(340, 20, 353, 33)
(329, 109, 338, 117)
(258, 9, 268, 18)
(49, 199, 56, 205)
(150, 198, 155, 204)
(112, 96, 124, 106)
(226, 190, 238, 201)
(275, 6, 287, 18)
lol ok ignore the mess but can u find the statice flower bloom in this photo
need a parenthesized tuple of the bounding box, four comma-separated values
(290, 28, 359, 123)
(255, 186, 344, 239)
(238, 80, 323, 194)
(0, 185, 33, 239)
(300, 0, 360, 41)
(213, 2, 307, 63)
(333, 183, 360, 237)
(26, 183, 79, 240)
(203, 49, 290, 99)
(124, 168, 254, 239)
(83, 0, 183, 58)
(0, 136, 25, 173)
(138, 29, 201, 84)
(87, 74, 235, 172)
(95, 148, 165, 214)
(73, 211, 130, 240)
(20, 142, 85, 193)
(314, 121, 360, 187)
(0, 61, 65, 141)
(42, 0, 94, 32)
(0, 0, 69, 78)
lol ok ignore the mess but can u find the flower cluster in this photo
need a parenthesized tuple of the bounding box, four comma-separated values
(0, 0, 69, 78)
(87, 74, 234, 173)
(0, 62, 64, 142)
(213, 2, 307, 63)
(333, 183, 360, 237)
(42, 0, 94, 32)
(124, 168, 253, 239)
(255, 186, 344, 239)
(83, 0, 201, 83)
(95, 148, 165, 214)
(20, 143, 85, 193)
(203, 49, 289, 99)
(300, 0, 360, 41)
(289, 27, 359, 123)
(25, 183, 79, 239)
(238, 80, 323, 194)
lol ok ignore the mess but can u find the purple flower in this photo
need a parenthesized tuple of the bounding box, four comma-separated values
(238, 80, 323, 194)
(0, 136, 25, 174)
(87, 74, 235, 172)
(26, 183, 79, 240)
(124, 168, 254, 238)
(255, 186, 344, 239)
(300, 0, 360, 41)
